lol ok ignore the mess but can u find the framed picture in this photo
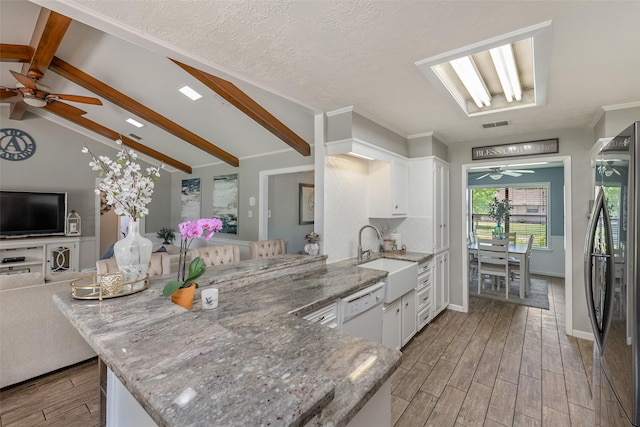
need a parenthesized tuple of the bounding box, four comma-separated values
(212, 174, 238, 234)
(181, 178, 201, 222)
(299, 184, 314, 225)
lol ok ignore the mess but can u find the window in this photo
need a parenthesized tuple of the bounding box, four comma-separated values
(471, 185, 549, 248)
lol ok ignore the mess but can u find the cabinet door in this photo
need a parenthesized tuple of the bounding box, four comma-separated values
(442, 251, 450, 308)
(434, 251, 450, 316)
(434, 163, 443, 251)
(392, 160, 408, 215)
(440, 164, 450, 249)
(382, 300, 401, 350)
(401, 290, 416, 346)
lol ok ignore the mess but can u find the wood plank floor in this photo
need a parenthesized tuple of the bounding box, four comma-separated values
(1, 277, 590, 426)
(0, 359, 99, 427)
(391, 277, 594, 426)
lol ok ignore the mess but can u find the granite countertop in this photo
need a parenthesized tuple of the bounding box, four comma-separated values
(54, 253, 428, 426)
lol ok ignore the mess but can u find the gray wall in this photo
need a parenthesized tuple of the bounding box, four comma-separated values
(170, 149, 314, 242)
(268, 171, 314, 253)
(594, 106, 640, 140)
(449, 127, 595, 336)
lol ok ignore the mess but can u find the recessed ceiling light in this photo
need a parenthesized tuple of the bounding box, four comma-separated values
(179, 85, 202, 101)
(126, 118, 144, 128)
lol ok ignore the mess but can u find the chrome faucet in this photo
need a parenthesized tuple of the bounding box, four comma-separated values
(358, 224, 383, 261)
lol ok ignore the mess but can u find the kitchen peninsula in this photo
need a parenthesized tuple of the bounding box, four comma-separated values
(53, 253, 431, 426)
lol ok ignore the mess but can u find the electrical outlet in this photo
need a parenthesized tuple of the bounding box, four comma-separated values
(248, 210, 253, 218)
(249, 197, 255, 206)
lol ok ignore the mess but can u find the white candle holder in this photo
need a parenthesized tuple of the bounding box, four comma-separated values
(201, 288, 219, 310)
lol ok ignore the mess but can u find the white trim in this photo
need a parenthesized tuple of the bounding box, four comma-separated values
(325, 106, 355, 117)
(570, 329, 594, 341)
(602, 101, 640, 111)
(325, 138, 406, 162)
(447, 303, 465, 313)
(407, 131, 434, 139)
(258, 165, 314, 240)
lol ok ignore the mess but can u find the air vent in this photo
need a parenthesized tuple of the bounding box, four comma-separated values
(128, 133, 142, 140)
(482, 120, 510, 129)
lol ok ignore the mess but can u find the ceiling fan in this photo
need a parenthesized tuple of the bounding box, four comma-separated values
(0, 70, 102, 113)
(597, 160, 621, 177)
(476, 166, 535, 180)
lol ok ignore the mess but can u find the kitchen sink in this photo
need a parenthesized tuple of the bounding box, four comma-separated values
(358, 258, 418, 303)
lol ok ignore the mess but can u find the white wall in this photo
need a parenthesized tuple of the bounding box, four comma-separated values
(324, 155, 370, 262)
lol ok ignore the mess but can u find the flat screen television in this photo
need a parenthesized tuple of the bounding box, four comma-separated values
(0, 191, 67, 238)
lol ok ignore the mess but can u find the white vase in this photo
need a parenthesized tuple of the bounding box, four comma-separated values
(304, 242, 319, 256)
(114, 220, 152, 290)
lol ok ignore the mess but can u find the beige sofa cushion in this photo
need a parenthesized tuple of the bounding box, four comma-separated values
(249, 239, 287, 259)
(96, 252, 171, 277)
(0, 272, 45, 291)
(191, 245, 240, 267)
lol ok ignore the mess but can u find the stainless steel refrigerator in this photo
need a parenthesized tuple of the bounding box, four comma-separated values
(585, 121, 639, 426)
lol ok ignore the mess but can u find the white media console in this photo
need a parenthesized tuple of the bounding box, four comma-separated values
(0, 237, 80, 275)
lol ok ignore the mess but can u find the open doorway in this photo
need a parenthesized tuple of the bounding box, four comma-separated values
(461, 155, 574, 334)
(259, 165, 314, 254)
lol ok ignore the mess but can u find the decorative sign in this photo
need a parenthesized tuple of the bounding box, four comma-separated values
(0, 128, 36, 161)
(472, 138, 558, 161)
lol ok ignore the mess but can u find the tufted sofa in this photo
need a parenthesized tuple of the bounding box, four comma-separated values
(0, 271, 96, 388)
(96, 252, 172, 277)
(190, 245, 241, 267)
(249, 239, 287, 259)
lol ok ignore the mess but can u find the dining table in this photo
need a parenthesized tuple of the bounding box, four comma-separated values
(468, 240, 530, 298)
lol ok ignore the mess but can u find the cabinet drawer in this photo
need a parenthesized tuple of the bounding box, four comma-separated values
(418, 262, 431, 276)
(417, 286, 432, 311)
(417, 305, 432, 329)
(303, 303, 338, 328)
(417, 272, 431, 290)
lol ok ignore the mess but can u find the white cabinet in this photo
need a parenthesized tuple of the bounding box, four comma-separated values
(434, 251, 450, 316)
(408, 157, 450, 253)
(401, 290, 416, 346)
(416, 260, 433, 331)
(0, 237, 80, 275)
(368, 159, 408, 217)
(383, 288, 417, 350)
(303, 301, 339, 329)
(382, 299, 401, 350)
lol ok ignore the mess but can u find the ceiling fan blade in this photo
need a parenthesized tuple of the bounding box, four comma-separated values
(10, 70, 37, 90)
(515, 170, 535, 173)
(47, 93, 103, 105)
(476, 173, 491, 180)
(0, 89, 20, 99)
(502, 171, 522, 177)
(613, 168, 621, 176)
(44, 101, 87, 116)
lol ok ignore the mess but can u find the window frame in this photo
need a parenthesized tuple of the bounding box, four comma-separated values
(469, 181, 551, 249)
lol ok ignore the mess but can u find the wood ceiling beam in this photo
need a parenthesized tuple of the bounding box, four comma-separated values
(44, 102, 193, 174)
(11, 9, 71, 120)
(170, 59, 311, 157)
(48, 56, 239, 167)
(0, 44, 31, 62)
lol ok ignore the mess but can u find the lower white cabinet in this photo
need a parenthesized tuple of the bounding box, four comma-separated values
(382, 299, 401, 350)
(303, 301, 339, 329)
(401, 290, 416, 346)
(382, 289, 416, 350)
(434, 251, 450, 317)
(0, 237, 79, 275)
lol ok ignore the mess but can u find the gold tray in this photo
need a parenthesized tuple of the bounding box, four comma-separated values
(70, 273, 150, 300)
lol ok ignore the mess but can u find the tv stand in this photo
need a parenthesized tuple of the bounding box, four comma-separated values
(0, 237, 80, 275)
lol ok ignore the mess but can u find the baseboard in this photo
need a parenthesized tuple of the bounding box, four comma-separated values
(569, 328, 594, 341)
(530, 269, 565, 278)
(447, 303, 466, 313)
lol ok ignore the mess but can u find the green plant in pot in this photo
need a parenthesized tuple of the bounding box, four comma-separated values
(162, 218, 222, 310)
(156, 227, 175, 245)
(487, 197, 512, 239)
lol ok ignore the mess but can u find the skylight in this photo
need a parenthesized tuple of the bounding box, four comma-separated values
(415, 21, 552, 117)
(126, 118, 144, 128)
(179, 85, 202, 101)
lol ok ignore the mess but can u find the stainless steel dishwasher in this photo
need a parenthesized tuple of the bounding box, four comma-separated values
(340, 282, 385, 344)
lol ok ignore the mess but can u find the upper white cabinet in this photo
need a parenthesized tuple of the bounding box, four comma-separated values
(408, 157, 450, 252)
(369, 159, 408, 217)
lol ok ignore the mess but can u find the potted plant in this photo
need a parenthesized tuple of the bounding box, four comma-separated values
(162, 218, 223, 310)
(156, 227, 175, 245)
(487, 197, 512, 239)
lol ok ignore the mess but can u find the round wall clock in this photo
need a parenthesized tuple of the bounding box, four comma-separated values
(0, 128, 36, 161)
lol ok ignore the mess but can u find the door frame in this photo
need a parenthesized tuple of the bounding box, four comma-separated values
(460, 155, 574, 336)
(258, 165, 314, 240)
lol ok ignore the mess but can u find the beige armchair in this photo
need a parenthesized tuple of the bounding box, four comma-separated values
(190, 245, 240, 267)
(96, 252, 171, 277)
(249, 239, 287, 259)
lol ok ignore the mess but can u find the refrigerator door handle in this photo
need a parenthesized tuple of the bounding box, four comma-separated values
(584, 187, 615, 352)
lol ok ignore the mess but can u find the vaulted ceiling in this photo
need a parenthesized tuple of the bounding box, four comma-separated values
(1, 1, 639, 173)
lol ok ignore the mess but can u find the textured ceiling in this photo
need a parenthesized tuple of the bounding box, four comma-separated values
(3, 1, 640, 169)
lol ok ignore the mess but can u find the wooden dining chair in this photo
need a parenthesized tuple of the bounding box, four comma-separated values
(477, 238, 510, 299)
(505, 232, 517, 244)
(509, 234, 534, 297)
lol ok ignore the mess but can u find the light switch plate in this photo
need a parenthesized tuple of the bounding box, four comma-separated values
(249, 197, 256, 206)
(248, 210, 253, 218)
